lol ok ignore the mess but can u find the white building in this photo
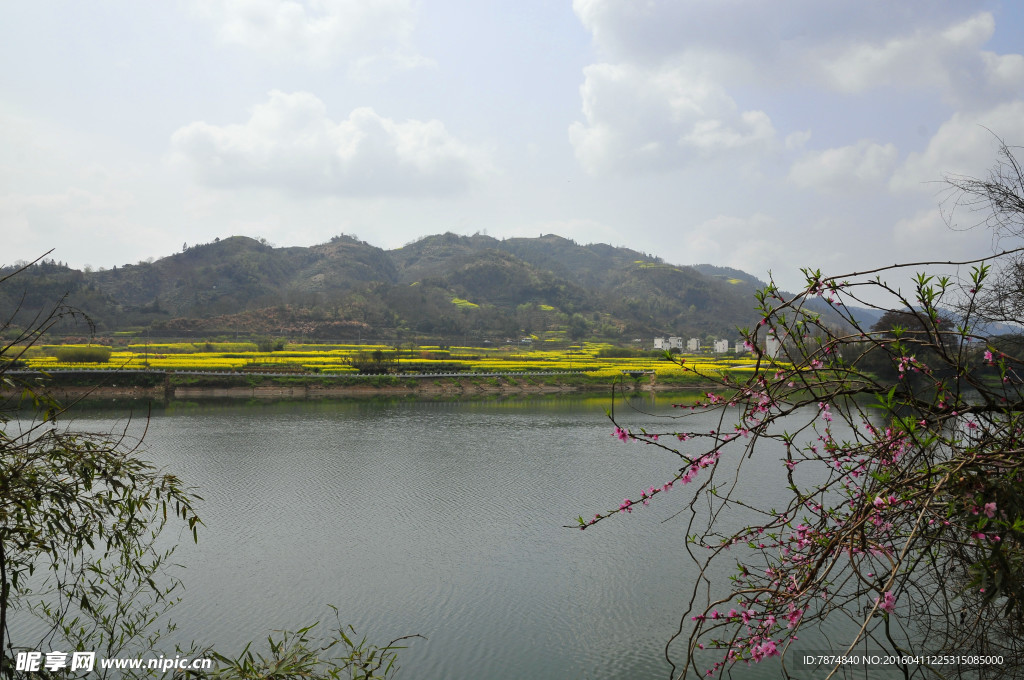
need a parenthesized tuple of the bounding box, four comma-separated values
(653, 337, 666, 350)
(687, 337, 701, 352)
(714, 339, 730, 353)
(735, 340, 748, 354)
(765, 332, 781, 358)
(668, 336, 683, 350)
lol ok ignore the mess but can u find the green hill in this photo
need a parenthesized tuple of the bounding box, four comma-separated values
(1, 234, 783, 343)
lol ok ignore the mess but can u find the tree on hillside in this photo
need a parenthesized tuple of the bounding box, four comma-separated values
(857, 309, 957, 382)
(583, 142, 1024, 678)
(869, 309, 955, 337)
(568, 313, 588, 341)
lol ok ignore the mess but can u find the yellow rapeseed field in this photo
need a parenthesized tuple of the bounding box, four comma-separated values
(20, 341, 784, 379)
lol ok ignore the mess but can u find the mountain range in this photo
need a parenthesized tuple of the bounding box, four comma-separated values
(1, 233, 864, 343)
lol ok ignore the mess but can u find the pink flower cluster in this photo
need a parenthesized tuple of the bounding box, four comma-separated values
(691, 602, 798, 670)
(600, 451, 724, 523)
(749, 639, 780, 661)
(895, 355, 928, 376)
(875, 591, 896, 614)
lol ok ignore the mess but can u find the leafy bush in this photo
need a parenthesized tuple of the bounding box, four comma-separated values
(52, 345, 112, 363)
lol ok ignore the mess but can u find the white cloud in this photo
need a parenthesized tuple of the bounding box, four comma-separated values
(677, 213, 785, 276)
(890, 101, 1024, 192)
(891, 207, 988, 262)
(572, 0, 794, 66)
(170, 90, 491, 197)
(788, 140, 898, 191)
(190, 0, 431, 73)
(573, 1, 974, 67)
(569, 61, 775, 174)
(568, 2, 1024, 182)
(893, 208, 950, 245)
(818, 13, 1024, 108)
(573, 3, 1024, 110)
(785, 130, 812, 151)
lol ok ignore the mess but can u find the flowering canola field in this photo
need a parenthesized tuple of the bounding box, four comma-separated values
(20, 342, 775, 379)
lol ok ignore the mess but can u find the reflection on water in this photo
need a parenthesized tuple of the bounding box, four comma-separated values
(13, 395, 853, 679)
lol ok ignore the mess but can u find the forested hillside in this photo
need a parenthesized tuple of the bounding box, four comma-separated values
(1, 234, 784, 342)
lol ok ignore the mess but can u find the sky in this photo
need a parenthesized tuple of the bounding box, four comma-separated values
(2, 1, 1024, 293)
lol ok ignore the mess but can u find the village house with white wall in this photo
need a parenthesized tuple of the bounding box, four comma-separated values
(654, 337, 748, 354)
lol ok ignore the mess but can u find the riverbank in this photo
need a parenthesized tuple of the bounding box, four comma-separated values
(4, 371, 716, 402)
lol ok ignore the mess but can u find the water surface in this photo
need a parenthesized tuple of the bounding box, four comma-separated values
(16, 395, 849, 679)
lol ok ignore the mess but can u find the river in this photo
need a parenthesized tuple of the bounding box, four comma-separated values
(12, 394, 863, 679)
